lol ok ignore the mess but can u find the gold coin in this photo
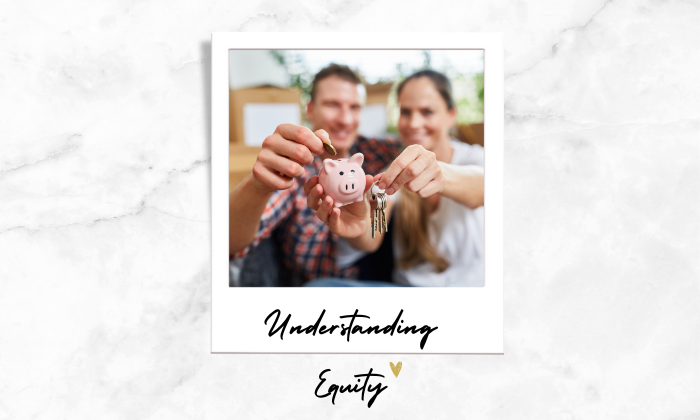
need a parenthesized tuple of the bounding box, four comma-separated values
(322, 141, 337, 156)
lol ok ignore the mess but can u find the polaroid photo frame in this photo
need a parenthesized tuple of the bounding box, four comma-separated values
(212, 32, 503, 354)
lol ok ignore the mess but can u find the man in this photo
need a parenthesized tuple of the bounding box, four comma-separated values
(229, 64, 441, 284)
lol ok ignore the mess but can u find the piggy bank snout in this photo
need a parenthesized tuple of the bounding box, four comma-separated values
(339, 177, 360, 194)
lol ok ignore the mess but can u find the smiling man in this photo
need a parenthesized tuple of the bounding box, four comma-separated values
(229, 64, 403, 284)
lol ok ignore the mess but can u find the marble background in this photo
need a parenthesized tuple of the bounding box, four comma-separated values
(1, 0, 698, 418)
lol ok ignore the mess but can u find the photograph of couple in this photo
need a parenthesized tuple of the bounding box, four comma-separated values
(229, 50, 485, 287)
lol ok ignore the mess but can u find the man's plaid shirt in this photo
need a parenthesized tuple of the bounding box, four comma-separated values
(233, 136, 402, 282)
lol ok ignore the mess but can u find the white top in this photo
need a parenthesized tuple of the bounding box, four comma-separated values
(393, 140, 485, 287)
(336, 140, 485, 286)
(337, 234, 367, 269)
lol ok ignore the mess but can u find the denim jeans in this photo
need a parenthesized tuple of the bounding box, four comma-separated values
(303, 278, 405, 287)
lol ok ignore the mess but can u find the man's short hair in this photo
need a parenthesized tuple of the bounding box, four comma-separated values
(309, 64, 362, 102)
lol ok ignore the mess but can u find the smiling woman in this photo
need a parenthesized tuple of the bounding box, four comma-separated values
(391, 70, 485, 286)
(398, 71, 456, 152)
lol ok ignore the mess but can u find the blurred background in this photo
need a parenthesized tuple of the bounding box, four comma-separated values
(229, 49, 485, 188)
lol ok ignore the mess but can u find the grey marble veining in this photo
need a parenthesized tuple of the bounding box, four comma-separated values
(0, 0, 698, 418)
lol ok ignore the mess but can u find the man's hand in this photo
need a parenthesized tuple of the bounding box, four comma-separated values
(377, 144, 446, 197)
(251, 124, 327, 194)
(304, 174, 374, 238)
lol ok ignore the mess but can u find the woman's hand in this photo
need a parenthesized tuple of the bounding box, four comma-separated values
(436, 163, 484, 209)
(377, 144, 446, 197)
(303, 174, 375, 238)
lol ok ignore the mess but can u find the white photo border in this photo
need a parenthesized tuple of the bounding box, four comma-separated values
(212, 32, 503, 354)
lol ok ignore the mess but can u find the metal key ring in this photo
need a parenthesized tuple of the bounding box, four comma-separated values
(369, 180, 386, 196)
(368, 181, 384, 205)
(368, 180, 379, 204)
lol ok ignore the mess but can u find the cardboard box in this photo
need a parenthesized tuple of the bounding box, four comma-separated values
(229, 86, 302, 145)
(229, 145, 262, 190)
(365, 82, 393, 105)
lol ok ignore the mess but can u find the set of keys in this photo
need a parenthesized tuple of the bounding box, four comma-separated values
(370, 181, 388, 239)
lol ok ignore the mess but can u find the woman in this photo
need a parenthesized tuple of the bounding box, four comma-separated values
(305, 69, 484, 286)
(386, 69, 484, 286)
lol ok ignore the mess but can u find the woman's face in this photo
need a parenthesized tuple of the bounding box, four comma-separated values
(397, 77, 455, 152)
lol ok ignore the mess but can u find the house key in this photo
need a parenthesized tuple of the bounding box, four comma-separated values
(369, 180, 388, 239)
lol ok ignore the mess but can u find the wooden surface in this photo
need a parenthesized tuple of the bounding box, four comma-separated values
(455, 123, 485, 147)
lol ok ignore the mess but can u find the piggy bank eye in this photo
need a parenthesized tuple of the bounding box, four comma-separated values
(351, 170, 355, 174)
(339, 171, 344, 176)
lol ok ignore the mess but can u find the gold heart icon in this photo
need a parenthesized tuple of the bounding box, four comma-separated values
(390, 361, 402, 378)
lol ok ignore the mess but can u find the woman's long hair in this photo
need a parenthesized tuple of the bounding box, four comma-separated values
(394, 70, 453, 273)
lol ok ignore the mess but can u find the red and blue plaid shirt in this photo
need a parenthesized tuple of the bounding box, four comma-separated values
(234, 136, 403, 282)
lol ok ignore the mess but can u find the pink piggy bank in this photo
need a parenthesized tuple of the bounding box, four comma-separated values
(318, 153, 366, 207)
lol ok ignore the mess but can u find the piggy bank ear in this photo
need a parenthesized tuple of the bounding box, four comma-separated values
(348, 153, 364, 167)
(323, 159, 339, 173)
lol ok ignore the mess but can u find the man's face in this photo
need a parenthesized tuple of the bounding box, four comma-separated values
(307, 76, 362, 157)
